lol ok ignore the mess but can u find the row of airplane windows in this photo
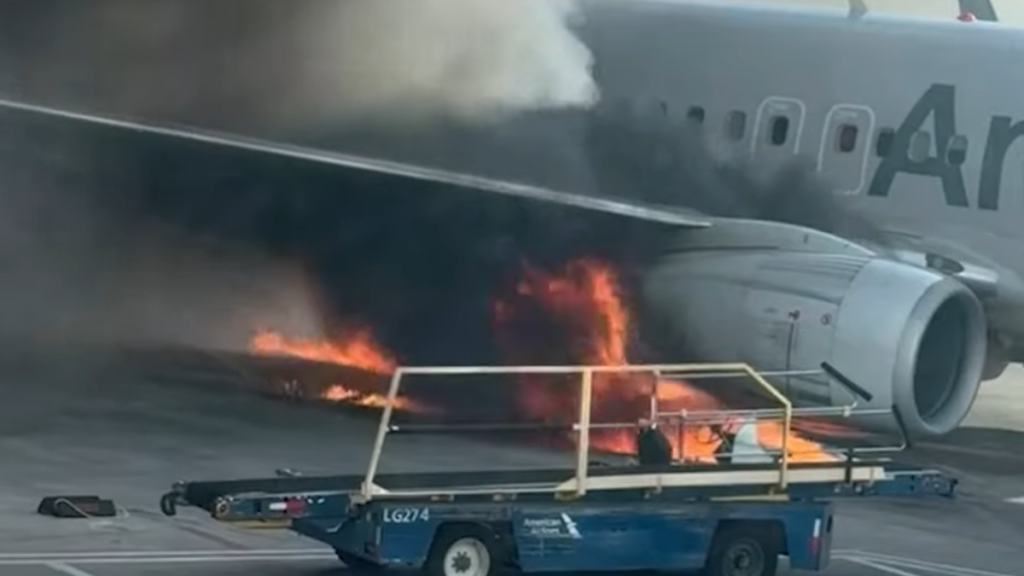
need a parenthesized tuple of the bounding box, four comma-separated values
(682, 104, 967, 165)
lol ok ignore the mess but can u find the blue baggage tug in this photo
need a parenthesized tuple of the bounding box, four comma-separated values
(159, 363, 958, 576)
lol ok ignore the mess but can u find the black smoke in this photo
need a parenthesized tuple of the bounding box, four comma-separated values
(86, 110, 887, 361)
(0, 99, 902, 432)
(0, 2, 889, 415)
(584, 109, 887, 244)
(0, 101, 890, 367)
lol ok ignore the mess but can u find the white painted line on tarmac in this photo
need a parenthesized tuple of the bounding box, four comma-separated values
(0, 548, 329, 559)
(849, 560, 985, 576)
(1004, 496, 1024, 505)
(837, 551, 1018, 576)
(0, 554, 334, 566)
(45, 563, 98, 576)
(843, 557, 926, 576)
(848, 551, 1018, 576)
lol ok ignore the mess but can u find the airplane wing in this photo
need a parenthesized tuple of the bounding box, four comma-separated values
(0, 97, 712, 229)
(2, 96, 1008, 308)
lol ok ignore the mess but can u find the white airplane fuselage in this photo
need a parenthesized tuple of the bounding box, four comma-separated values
(568, 0, 1024, 348)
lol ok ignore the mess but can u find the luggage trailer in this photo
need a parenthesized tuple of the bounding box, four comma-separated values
(159, 362, 958, 576)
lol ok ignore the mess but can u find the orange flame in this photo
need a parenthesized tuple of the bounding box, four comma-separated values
(495, 258, 835, 463)
(251, 329, 397, 371)
(250, 329, 421, 411)
(249, 257, 835, 463)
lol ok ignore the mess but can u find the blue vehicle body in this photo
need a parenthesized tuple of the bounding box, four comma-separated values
(292, 499, 833, 572)
(163, 463, 955, 574)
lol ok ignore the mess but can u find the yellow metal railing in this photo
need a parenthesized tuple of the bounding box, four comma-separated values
(359, 362, 812, 499)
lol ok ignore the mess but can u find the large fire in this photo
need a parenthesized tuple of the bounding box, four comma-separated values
(251, 258, 835, 463)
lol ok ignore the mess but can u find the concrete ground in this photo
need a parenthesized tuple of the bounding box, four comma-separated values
(0, 350, 1021, 576)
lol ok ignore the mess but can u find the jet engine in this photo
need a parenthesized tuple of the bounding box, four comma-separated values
(641, 221, 987, 438)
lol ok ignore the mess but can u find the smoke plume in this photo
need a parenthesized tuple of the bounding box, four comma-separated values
(0, 114, 324, 353)
(0, 0, 604, 355)
(0, 0, 598, 132)
(87, 111, 884, 367)
(585, 115, 888, 243)
(0, 0, 887, 370)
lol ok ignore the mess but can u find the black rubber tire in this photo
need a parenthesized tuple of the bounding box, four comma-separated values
(336, 549, 385, 572)
(159, 493, 177, 517)
(425, 524, 500, 576)
(704, 524, 780, 576)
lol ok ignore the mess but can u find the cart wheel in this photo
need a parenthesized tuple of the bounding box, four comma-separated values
(426, 525, 498, 576)
(704, 524, 780, 576)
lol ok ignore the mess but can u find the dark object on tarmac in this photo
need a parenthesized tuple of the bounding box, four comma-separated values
(636, 425, 673, 466)
(37, 495, 117, 518)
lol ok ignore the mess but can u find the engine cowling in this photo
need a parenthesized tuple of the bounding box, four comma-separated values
(642, 247, 987, 438)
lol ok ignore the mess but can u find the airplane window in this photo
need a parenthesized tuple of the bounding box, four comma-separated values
(686, 106, 705, 125)
(875, 128, 895, 158)
(909, 131, 932, 162)
(725, 111, 747, 141)
(947, 135, 968, 165)
(836, 124, 858, 153)
(769, 116, 789, 146)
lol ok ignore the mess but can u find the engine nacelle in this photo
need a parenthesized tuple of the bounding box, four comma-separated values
(642, 248, 987, 438)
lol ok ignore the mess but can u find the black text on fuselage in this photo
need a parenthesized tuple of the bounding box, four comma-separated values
(867, 83, 1024, 211)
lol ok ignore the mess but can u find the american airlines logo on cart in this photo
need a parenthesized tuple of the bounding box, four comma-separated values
(521, 513, 582, 539)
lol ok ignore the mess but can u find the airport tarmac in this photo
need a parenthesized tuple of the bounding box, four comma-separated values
(1, 349, 1023, 576)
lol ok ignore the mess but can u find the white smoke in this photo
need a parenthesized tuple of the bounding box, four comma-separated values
(0, 0, 600, 130)
(294, 0, 601, 125)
